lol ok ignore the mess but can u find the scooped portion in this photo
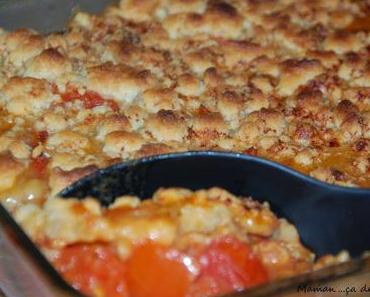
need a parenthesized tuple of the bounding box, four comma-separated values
(17, 188, 349, 297)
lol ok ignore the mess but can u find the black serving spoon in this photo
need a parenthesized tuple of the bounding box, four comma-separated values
(1, 151, 370, 297)
(61, 151, 370, 257)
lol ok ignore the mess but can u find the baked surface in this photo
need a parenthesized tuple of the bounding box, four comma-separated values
(0, 0, 370, 210)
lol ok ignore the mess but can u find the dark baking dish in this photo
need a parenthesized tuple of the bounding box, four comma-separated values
(1, 152, 370, 297)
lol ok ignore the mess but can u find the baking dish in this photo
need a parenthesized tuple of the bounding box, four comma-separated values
(0, 0, 370, 296)
(1, 152, 370, 297)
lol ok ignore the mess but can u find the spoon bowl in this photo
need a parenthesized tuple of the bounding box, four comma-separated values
(60, 151, 370, 257)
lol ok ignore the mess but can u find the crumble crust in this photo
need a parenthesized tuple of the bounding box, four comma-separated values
(0, 0, 369, 210)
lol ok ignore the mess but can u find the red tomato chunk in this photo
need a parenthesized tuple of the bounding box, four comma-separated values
(190, 236, 268, 297)
(30, 155, 49, 177)
(61, 85, 119, 111)
(53, 244, 128, 297)
(53, 237, 269, 297)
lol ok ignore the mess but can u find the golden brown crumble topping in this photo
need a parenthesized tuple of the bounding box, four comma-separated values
(0, 0, 369, 211)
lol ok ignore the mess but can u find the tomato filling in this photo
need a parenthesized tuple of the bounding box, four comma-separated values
(53, 244, 128, 297)
(61, 85, 119, 111)
(31, 130, 49, 148)
(52, 237, 268, 297)
(30, 155, 50, 177)
(125, 242, 192, 297)
(190, 236, 268, 297)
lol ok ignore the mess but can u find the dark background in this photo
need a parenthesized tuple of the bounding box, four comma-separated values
(0, 0, 118, 33)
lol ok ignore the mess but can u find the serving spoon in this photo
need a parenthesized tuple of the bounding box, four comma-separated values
(1, 151, 369, 297)
(61, 151, 370, 256)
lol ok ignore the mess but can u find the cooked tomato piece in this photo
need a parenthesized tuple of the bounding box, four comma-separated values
(84, 115, 97, 125)
(243, 147, 258, 156)
(197, 105, 210, 115)
(125, 241, 192, 297)
(30, 155, 49, 177)
(31, 130, 49, 147)
(61, 86, 82, 102)
(106, 99, 120, 112)
(53, 244, 128, 297)
(82, 91, 105, 109)
(190, 236, 268, 297)
(54, 239, 267, 297)
(61, 86, 118, 111)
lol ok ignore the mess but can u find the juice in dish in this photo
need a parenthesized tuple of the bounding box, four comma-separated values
(20, 188, 349, 297)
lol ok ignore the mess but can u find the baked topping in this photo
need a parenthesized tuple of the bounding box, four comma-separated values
(0, 0, 369, 212)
